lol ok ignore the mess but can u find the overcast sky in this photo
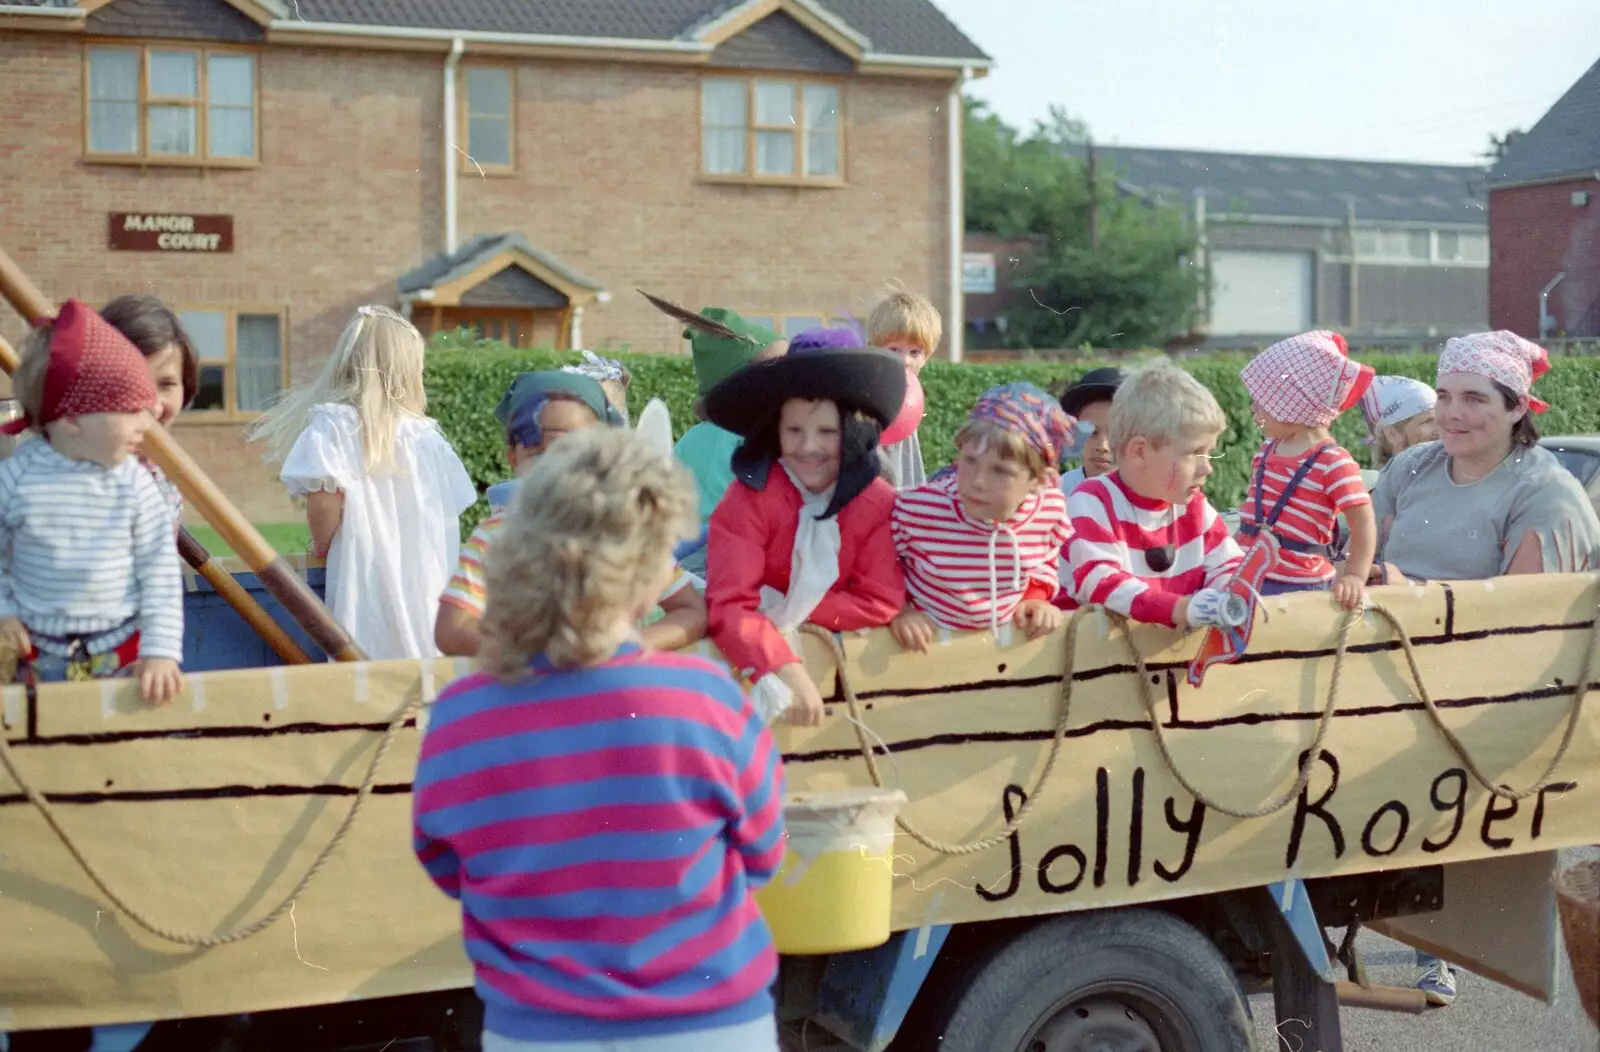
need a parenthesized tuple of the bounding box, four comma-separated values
(937, 0, 1600, 165)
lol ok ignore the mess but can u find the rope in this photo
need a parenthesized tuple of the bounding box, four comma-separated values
(801, 614, 1091, 855)
(1365, 599, 1598, 802)
(807, 589, 1599, 853)
(1111, 607, 1358, 820)
(0, 687, 420, 947)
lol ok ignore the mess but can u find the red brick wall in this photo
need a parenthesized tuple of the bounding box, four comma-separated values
(0, 30, 954, 522)
(1489, 178, 1600, 338)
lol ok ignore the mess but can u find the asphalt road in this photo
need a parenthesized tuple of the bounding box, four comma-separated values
(1248, 848, 1600, 1052)
(1248, 929, 1597, 1052)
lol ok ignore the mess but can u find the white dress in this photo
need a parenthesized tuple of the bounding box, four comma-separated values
(282, 403, 477, 660)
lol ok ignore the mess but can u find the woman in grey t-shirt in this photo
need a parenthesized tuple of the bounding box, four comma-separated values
(1374, 332, 1600, 582)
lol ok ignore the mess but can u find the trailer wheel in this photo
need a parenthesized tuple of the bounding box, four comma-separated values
(932, 909, 1257, 1052)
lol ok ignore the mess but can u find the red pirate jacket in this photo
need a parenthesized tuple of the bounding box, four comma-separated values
(707, 467, 905, 682)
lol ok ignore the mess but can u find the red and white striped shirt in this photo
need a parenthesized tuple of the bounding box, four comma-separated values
(1066, 472, 1243, 627)
(1237, 442, 1370, 585)
(892, 473, 1069, 631)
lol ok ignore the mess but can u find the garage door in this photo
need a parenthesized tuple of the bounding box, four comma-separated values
(1209, 250, 1314, 337)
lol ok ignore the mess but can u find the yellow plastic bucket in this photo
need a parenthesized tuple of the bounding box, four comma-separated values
(755, 786, 906, 955)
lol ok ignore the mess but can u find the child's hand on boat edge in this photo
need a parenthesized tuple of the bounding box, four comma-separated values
(138, 658, 184, 705)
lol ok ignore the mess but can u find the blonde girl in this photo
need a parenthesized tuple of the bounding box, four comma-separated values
(250, 305, 476, 659)
(414, 428, 785, 1052)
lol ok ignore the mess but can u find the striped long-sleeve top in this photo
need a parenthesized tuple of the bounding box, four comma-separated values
(1237, 442, 1370, 586)
(0, 439, 183, 660)
(413, 644, 786, 1043)
(892, 473, 1069, 630)
(1066, 471, 1243, 627)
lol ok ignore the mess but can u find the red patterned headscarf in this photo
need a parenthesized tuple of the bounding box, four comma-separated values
(3, 299, 158, 435)
(1241, 330, 1374, 429)
(967, 382, 1079, 468)
(1437, 331, 1551, 414)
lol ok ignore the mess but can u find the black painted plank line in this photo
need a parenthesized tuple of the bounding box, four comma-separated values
(12, 719, 416, 749)
(787, 678, 1600, 765)
(0, 782, 413, 807)
(849, 619, 1593, 702)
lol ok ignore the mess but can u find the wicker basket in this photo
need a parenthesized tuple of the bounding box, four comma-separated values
(1554, 860, 1600, 1026)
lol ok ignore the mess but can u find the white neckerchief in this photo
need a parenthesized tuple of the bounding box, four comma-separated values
(749, 462, 845, 723)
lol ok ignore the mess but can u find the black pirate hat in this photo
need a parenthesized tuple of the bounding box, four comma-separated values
(704, 344, 907, 439)
(1058, 366, 1130, 416)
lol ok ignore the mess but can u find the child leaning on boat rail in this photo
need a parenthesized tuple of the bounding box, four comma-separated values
(433, 369, 707, 657)
(1237, 331, 1377, 608)
(1064, 359, 1246, 630)
(0, 299, 184, 703)
(891, 382, 1074, 651)
(249, 305, 477, 661)
(414, 426, 786, 1052)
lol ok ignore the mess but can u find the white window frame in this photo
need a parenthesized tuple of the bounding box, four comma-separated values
(1329, 227, 1489, 269)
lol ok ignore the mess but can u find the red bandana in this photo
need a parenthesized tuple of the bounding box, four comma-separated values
(4, 299, 157, 434)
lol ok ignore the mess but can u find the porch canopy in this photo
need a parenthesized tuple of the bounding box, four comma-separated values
(399, 232, 609, 349)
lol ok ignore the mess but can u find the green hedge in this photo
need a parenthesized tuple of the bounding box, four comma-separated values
(424, 336, 1600, 532)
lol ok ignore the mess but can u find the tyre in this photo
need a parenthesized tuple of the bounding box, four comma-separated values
(930, 908, 1258, 1052)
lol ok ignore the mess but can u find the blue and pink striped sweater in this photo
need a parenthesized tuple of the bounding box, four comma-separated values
(412, 644, 786, 1042)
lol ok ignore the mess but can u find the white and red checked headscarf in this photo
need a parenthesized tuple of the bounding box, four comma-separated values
(2, 299, 158, 435)
(1240, 330, 1374, 429)
(1437, 331, 1550, 414)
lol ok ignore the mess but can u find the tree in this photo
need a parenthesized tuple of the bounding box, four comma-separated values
(1484, 128, 1523, 163)
(964, 98, 1201, 348)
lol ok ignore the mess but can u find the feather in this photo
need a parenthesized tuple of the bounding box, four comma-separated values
(634, 398, 675, 459)
(636, 290, 752, 343)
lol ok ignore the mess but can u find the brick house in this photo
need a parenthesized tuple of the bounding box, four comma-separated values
(1487, 57, 1600, 340)
(0, 0, 988, 521)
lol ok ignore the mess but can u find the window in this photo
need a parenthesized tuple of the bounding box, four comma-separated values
(462, 66, 513, 170)
(738, 312, 846, 339)
(177, 308, 285, 413)
(85, 45, 257, 164)
(1345, 228, 1488, 267)
(700, 77, 842, 183)
(1436, 231, 1489, 265)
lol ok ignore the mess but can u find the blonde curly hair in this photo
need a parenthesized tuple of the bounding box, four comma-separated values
(480, 427, 697, 676)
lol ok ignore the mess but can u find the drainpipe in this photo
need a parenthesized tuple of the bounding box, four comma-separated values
(443, 37, 465, 255)
(1540, 272, 1566, 338)
(1194, 189, 1208, 330)
(1344, 197, 1359, 331)
(947, 66, 971, 363)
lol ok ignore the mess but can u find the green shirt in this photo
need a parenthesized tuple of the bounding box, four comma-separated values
(674, 421, 744, 523)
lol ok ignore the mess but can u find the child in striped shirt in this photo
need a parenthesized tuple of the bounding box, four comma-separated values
(415, 427, 785, 1052)
(0, 299, 183, 703)
(1238, 331, 1377, 608)
(891, 383, 1074, 649)
(1066, 360, 1245, 629)
(434, 370, 706, 657)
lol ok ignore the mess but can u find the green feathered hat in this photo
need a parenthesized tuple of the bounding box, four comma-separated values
(688, 308, 782, 397)
(636, 291, 782, 397)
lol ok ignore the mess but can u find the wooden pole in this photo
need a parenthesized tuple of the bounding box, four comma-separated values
(1086, 139, 1100, 256)
(0, 246, 362, 662)
(175, 531, 310, 665)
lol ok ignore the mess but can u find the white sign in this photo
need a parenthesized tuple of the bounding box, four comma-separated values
(962, 252, 996, 294)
